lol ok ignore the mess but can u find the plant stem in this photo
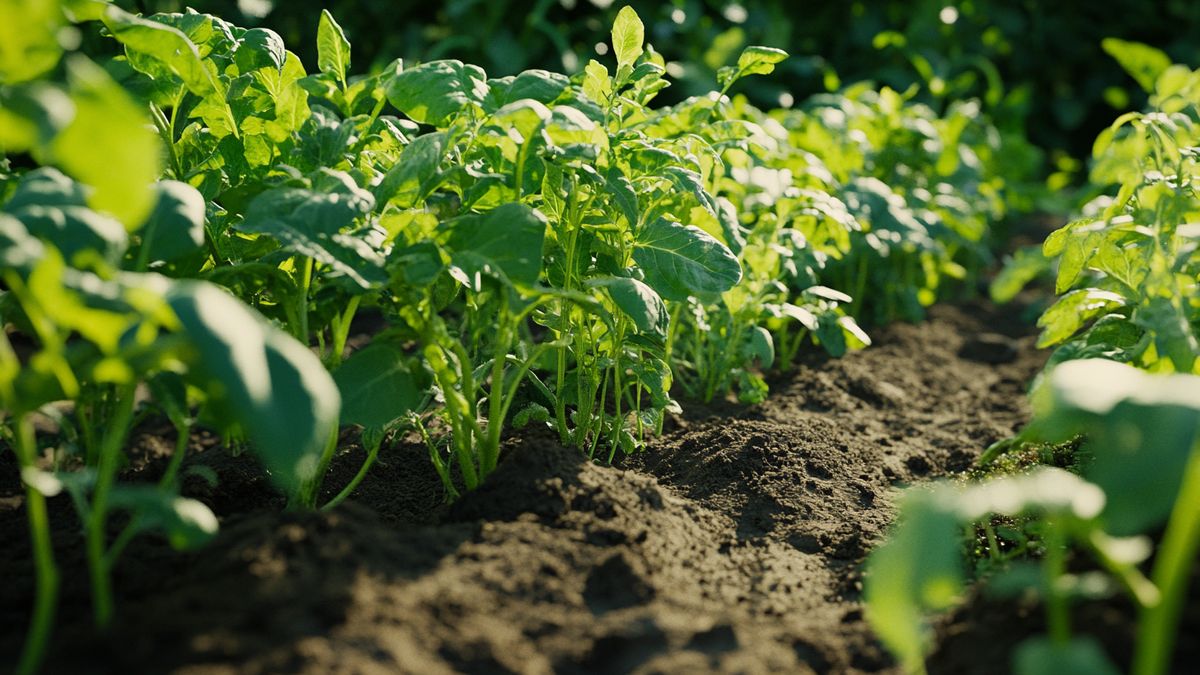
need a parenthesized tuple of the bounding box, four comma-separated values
(1043, 519, 1070, 645)
(86, 383, 137, 629)
(326, 295, 361, 368)
(294, 256, 314, 343)
(482, 296, 511, 477)
(299, 424, 342, 508)
(158, 420, 191, 490)
(13, 415, 58, 675)
(1133, 444, 1200, 675)
(322, 431, 384, 511)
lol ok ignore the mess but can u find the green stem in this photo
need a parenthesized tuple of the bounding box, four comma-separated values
(14, 415, 59, 675)
(322, 431, 383, 512)
(299, 424, 342, 508)
(326, 295, 361, 368)
(149, 102, 183, 181)
(157, 420, 191, 490)
(86, 383, 137, 629)
(295, 256, 314, 343)
(1043, 519, 1070, 645)
(1133, 444, 1200, 675)
(482, 297, 511, 477)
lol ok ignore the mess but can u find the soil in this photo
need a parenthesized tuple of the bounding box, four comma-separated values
(1, 301, 1102, 674)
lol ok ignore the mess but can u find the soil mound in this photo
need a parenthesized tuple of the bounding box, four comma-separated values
(0, 303, 1050, 674)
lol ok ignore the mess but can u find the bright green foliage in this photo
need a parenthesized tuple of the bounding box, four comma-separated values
(868, 358, 1200, 675)
(1001, 44, 1200, 374)
(2, 5, 1028, 671)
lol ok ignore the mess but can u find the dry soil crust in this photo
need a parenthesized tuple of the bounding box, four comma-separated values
(1, 303, 1047, 674)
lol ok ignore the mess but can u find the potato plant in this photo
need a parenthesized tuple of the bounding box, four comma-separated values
(1, 2, 1034, 672)
(867, 44, 1200, 675)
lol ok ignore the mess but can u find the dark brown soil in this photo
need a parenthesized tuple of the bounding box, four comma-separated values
(1, 303, 1048, 674)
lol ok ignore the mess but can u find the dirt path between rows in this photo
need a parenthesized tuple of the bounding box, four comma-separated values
(1, 303, 1045, 674)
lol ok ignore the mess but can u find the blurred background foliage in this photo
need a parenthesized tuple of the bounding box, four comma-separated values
(116, 0, 1200, 169)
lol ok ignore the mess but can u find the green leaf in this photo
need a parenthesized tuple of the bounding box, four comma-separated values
(1036, 289, 1125, 348)
(373, 132, 447, 208)
(1101, 38, 1171, 94)
(1055, 230, 1102, 294)
(385, 60, 489, 127)
(51, 57, 161, 230)
(0, 0, 63, 84)
(633, 217, 742, 301)
(10, 204, 127, 269)
(235, 27, 286, 74)
(1014, 637, 1121, 675)
(591, 277, 667, 338)
(865, 489, 964, 674)
(316, 9, 351, 84)
(445, 202, 547, 288)
(1032, 359, 1200, 535)
(736, 46, 789, 75)
(743, 326, 775, 368)
(0, 83, 74, 152)
(108, 485, 218, 550)
(611, 6, 645, 68)
(101, 6, 224, 99)
(334, 342, 426, 429)
(485, 69, 570, 110)
(240, 173, 385, 288)
(166, 281, 341, 494)
(991, 245, 1051, 304)
(137, 180, 206, 265)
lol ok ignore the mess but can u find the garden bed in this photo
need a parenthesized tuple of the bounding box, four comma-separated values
(2, 302, 1048, 673)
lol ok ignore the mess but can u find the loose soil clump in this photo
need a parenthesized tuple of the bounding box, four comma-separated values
(1, 303, 1049, 673)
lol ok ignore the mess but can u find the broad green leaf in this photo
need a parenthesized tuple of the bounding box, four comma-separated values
(166, 281, 341, 493)
(485, 69, 570, 110)
(240, 178, 385, 288)
(1013, 637, 1121, 675)
(48, 57, 160, 230)
(605, 169, 639, 227)
(251, 51, 313, 143)
(583, 59, 612, 104)
(736, 46, 789, 75)
(373, 132, 447, 208)
(386, 60, 489, 126)
(5, 166, 87, 209)
(334, 342, 426, 429)
(10, 204, 127, 269)
(1134, 296, 1199, 373)
(235, 27, 286, 74)
(1055, 230, 1102, 293)
(108, 485, 218, 550)
(633, 218, 742, 301)
(1101, 38, 1171, 94)
(445, 202, 547, 287)
(991, 245, 1051, 303)
(1032, 359, 1200, 535)
(722, 45, 788, 88)
(0, 83, 74, 152)
(804, 285, 853, 303)
(611, 6, 645, 68)
(316, 9, 351, 84)
(743, 326, 775, 368)
(865, 489, 964, 674)
(102, 6, 223, 98)
(1036, 289, 1125, 348)
(0, 0, 63, 84)
(591, 277, 667, 338)
(137, 180, 206, 265)
(663, 166, 720, 217)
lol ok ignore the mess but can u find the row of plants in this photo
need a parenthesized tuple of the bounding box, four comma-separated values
(866, 41, 1200, 675)
(1, 2, 1028, 672)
